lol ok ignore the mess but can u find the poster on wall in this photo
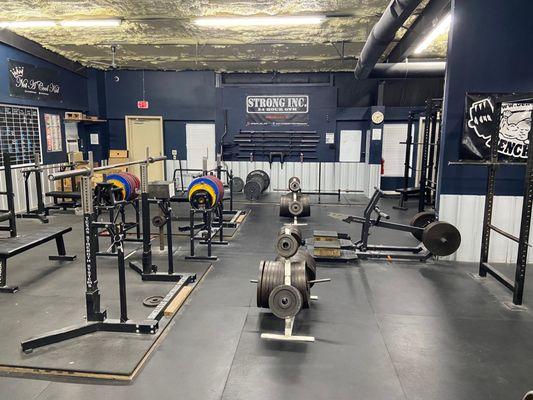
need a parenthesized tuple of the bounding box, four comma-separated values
(461, 93, 532, 160)
(245, 95, 309, 126)
(8, 60, 62, 102)
(44, 113, 62, 152)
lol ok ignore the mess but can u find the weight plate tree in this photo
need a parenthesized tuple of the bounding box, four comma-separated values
(244, 170, 270, 200)
(280, 194, 311, 218)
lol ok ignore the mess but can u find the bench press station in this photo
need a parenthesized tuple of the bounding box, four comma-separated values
(0, 152, 76, 293)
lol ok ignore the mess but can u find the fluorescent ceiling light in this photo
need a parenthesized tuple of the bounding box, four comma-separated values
(60, 19, 122, 27)
(194, 15, 326, 27)
(0, 20, 56, 28)
(414, 14, 451, 54)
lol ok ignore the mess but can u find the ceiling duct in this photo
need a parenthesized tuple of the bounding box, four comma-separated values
(354, 0, 423, 79)
(369, 61, 445, 78)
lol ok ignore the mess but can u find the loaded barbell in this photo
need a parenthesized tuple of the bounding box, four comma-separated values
(188, 174, 225, 209)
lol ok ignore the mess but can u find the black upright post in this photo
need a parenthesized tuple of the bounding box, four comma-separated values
(34, 167, 46, 215)
(512, 109, 533, 304)
(3, 153, 16, 237)
(478, 103, 501, 278)
(115, 223, 128, 322)
(418, 101, 432, 212)
(166, 202, 174, 275)
(426, 106, 438, 205)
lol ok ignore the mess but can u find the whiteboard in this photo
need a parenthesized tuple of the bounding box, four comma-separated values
(382, 123, 413, 177)
(0, 104, 41, 166)
(186, 123, 216, 170)
(339, 130, 361, 162)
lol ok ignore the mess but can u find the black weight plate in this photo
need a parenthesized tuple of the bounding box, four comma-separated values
(253, 170, 270, 190)
(268, 285, 302, 319)
(152, 215, 166, 227)
(263, 261, 274, 308)
(289, 177, 301, 192)
(143, 295, 164, 307)
(232, 177, 244, 193)
(279, 194, 290, 217)
(410, 211, 437, 241)
(244, 180, 262, 200)
(257, 260, 266, 307)
(289, 200, 304, 216)
(276, 234, 300, 258)
(422, 221, 461, 256)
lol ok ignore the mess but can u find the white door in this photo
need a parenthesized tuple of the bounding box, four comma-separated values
(382, 123, 412, 177)
(339, 130, 362, 162)
(186, 123, 216, 171)
(126, 116, 164, 180)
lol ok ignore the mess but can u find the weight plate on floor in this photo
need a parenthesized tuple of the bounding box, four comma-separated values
(143, 295, 164, 307)
(244, 180, 262, 200)
(268, 284, 303, 319)
(232, 177, 244, 193)
(152, 215, 166, 227)
(409, 211, 437, 241)
(422, 221, 461, 256)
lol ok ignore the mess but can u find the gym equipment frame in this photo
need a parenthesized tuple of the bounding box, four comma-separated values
(328, 188, 461, 261)
(449, 93, 533, 306)
(21, 152, 196, 352)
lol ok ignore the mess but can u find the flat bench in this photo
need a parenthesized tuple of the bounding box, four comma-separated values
(46, 191, 81, 200)
(0, 226, 76, 293)
(395, 187, 420, 195)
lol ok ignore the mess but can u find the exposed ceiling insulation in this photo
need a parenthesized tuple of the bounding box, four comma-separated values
(0, 0, 447, 72)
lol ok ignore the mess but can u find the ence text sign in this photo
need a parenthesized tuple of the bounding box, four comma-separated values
(246, 95, 309, 126)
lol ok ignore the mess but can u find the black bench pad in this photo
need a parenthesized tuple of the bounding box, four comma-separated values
(46, 191, 81, 199)
(395, 187, 420, 194)
(0, 212, 12, 223)
(0, 227, 72, 258)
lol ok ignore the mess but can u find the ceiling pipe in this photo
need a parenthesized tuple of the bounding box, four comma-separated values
(368, 61, 445, 78)
(354, 0, 423, 79)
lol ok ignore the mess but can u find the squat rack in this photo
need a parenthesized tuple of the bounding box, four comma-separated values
(21, 152, 196, 352)
(450, 93, 533, 306)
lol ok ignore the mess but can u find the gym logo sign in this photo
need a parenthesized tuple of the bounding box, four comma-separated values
(245, 95, 309, 126)
(461, 93, 532, 160)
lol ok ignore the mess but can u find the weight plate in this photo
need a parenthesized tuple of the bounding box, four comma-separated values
(152, 215, 165, 227)
(289, 200, 304, 216)
(143, 295, 164, 307)
(410, 211, 437, 241)
(232, 177, 244, 193)
(203, 175, 225, 202)
(422, 221, 461, 256)
(288, 177, 301, 192)
(268, 284, 302, 319)
(257, 260, 266, 307)
(276, 234, 300, 258)
(189, 183, 217, 209)
(244, 180, 262, 200)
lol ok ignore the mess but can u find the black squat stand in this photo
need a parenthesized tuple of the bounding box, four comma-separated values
(129, 159, 195, 281)
(21, 152, 195, 352)
(185, 203, 228, 261)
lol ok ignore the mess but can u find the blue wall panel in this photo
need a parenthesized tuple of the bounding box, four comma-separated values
(0, 43, 89, 164)
(439, 0, 533, 196)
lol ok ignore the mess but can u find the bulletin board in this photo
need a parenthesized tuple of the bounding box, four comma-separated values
(44, 113, 62, 152)
(0, 104, 41, 166)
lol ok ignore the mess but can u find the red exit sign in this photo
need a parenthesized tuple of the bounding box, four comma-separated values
(137, 100, 149, 109)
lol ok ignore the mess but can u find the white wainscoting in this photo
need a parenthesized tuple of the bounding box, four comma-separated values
(439, 194, 531, 263)
(165, 160, 380, 196)
(0, 164, 64, 214)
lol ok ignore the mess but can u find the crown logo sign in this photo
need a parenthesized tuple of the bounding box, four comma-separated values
(10, 66, 24, 79)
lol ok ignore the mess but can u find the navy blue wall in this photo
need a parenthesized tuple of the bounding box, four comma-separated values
(216, 85, 337, 162)
(0, 42, 89, 164)
(104, 70, 215, 158)
(439, 0, 533, 196)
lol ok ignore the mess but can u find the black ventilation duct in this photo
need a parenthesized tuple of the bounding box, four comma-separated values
(354, 0, 423, 79)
